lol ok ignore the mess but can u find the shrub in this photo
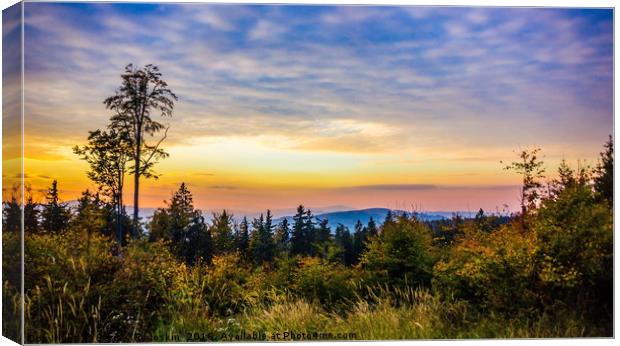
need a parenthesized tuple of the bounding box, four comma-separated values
(360, 215, 436, 288)
(432, 226, 538, 313)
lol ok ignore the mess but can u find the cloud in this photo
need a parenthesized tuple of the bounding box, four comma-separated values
(248, 20, 286, 40)
(21, 4, 612, 165)
(347, 184, 438, 191)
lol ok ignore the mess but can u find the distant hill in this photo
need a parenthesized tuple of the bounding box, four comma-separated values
(132, 206, 476, 231)
(278, 208, 477, 231)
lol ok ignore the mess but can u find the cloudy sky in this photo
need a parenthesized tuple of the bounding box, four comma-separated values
(9, 3, 613, 216)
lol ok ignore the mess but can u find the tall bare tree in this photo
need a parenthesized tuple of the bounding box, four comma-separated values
(104, 64, 178, 237)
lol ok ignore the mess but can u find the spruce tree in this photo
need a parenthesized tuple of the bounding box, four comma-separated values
(367, 217, 378, 237)
(594, 135, 613, 204)
(315, 218, 331, 258)
(211, 210, 235, 255)
(274, 218, 290, 254)
(352, 220, 368, 264)
(290, 205, 306, 255)
(40, 180, 71, 234)
(250, 212, 274, 263)
(303, 208, 316, 255)
(334, 223, 354, 266)
(236, 216, 250, 257)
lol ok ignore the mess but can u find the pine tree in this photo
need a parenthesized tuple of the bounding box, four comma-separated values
(71, 190, 106, 236)
(168, 183, 196, 243)
(250, 212, 274, 263)
(40, 180, 71, 234)
(594, 135, 613, 204)
(2, 186, 21, 233)
(367, 217, 378, 237)
(303, 208, 316, 255)
(274, 218, 290, 254)
(291, 205, 306, 255)
(352, 220, 368, 264)
(182, 214, 212, 265)
(384, 210, 394, 225)
(211, 210, 235, 255)
(235, 216, 250, 257)
(315, 218, 331, 258)
(334, 224, 354, 266)
(24, 190, 40, 234)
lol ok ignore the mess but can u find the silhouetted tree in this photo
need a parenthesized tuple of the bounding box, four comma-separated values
(303, 208, 316, 255)
(2, 185, 21, 233)
(352, 220, 368, 264)
(314, 218, 331, 258)
(149, 183, 201, 259)
(334, 223, 354, 266)
(40, 180, 71, 234)
(24, 187, 39, 234)
(290, 205, 307, 255)
(180, 214, 212, 265)
(104, 64, 178, 237)
(594, 135, 613, 205)
(235, 216, 250, 257)
(274, 218, 290, 254)
(250, 212, 274, 263)
(73, 128, 132, 243)
(71, 190, 106, 237)
(367, 217, 378, 237)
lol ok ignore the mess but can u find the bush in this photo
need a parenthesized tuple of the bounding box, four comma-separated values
(534, 184, 613, 325)
(290, 257, 358, 310)
(432, 226, 538, 313)
(360, 215, 436, 287)
(23, 232, 119, 343)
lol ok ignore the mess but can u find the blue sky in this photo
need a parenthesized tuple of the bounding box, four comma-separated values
(14, 4, 614, 214)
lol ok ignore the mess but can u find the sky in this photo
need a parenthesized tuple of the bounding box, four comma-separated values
(5, 3, 614, 217)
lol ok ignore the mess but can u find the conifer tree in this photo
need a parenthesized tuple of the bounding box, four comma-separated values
(367, 217, 378, 237)
(303, 208, 316, 254)
(24, 188, 40, 234)
(40, 180, 71, 234)
(291, 205, 307, 255)
(71, 190, 106, 236)
(274, 218, 290, 254)
(250, 212, 274, 263)
(181, 214, 212, 265)
(315, 218, 331, 258)
(594, 135, 613, 204)
(334, 223, 354, 266)
(236, 216, 250, 257)
(211, 210, 235, 255)
(2, 186, 21, 233)
(352, 220, 368, 264)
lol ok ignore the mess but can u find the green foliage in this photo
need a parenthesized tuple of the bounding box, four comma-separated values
(210, 210, 235, 255)
(289, 257, 358, 310)
(433, 225, 538, 312)
(502, 148, 546, 229)
(361, 215, 436, 287)
(249, 212, 275, 264)
(534, 179, 613, 319)
(15, 138, 614, 341)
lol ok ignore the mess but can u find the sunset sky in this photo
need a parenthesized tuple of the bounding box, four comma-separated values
(5, 4, 613, 217)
